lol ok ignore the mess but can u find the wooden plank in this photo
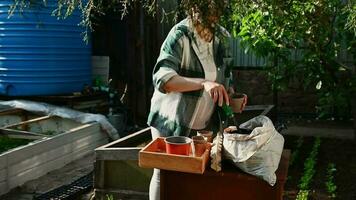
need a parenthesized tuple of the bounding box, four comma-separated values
(7, 129, 107, 177)
(2, 116, 52, 129)
(94, 160, 105, 189)
(19, 111, 29, 131)
(28, 117, 81, 134)
(0, 181, 8, 196)
(68, 137, 107, 162)
(66, 123, 97, 133)
(96, 127, 151, 150)
(8, 141, 75, 177)
(0, 154, 7, 169)
(95, 147, 142, 161)
(2, 134, 43, 140)
(70, 137, 107, 161)
(0, 128, 46, 140)
(260, 105, 274, 116)
(0, 116, 22, 129)
(7, 137, 107, 190)
(5, 123, 101, 165)
(0, 128, 47, 137)
(243, 105, 274, 112)
(4, 123, 87, 163)
(0, 168, 6, 182)
(0, 108, 23, 116)
(0, 114, 42, 129)
(70, 130, 107, 153)
(16, 132, 106, 176)
(93, 159, 152, 192)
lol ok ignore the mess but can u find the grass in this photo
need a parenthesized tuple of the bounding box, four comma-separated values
(0, 136, 32, 154)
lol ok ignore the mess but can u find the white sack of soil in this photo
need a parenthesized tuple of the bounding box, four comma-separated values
(223, 115, 284, 186)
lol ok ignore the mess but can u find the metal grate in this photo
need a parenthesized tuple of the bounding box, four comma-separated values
(34, 172, 93, 200)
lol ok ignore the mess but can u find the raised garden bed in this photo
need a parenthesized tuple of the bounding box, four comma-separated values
(283, 135, 356, 200)
(93, 127, 153, 200)
(0, 108, 109, 196)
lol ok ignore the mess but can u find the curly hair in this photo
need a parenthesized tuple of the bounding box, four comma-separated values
(181, 0, 228, 29)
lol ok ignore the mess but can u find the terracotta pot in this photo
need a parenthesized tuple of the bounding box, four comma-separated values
(230, 93, 247, 113)
(192, 136, 207, 157)
(197, 130, 213, 142)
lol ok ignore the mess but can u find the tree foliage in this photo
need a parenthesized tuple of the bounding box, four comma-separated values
(9, 0, 356, 119)
(224, 0, 356, 119)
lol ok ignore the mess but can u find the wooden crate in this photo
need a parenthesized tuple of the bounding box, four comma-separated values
(139, 137, 211, 174)
(93, 127, 153, 200)
(0, 113, 109, 196)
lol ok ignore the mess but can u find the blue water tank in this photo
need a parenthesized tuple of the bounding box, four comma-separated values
(0, 0, 91, 96)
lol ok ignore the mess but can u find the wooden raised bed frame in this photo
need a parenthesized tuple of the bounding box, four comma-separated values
(0, 109, 109, 196)
(94, 127, 153, 200)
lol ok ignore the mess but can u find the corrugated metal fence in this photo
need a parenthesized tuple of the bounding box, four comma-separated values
(230, 38, 355, 69)
(230, 38, 268, 68)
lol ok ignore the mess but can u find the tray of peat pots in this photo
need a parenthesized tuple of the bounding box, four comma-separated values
(139, 136, 212, 174)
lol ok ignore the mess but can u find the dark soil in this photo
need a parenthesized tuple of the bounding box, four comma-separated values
(283, 135, 356, 200)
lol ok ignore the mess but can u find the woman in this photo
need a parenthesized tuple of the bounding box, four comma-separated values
(147, 1, 233, 199)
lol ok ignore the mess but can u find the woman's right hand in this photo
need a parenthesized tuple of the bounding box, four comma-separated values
(201, 80, 229, 107)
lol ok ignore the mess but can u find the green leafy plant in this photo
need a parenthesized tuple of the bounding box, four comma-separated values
(0, 137, 31, 154)
(9, 0, 229, 42)
(296, 190, 309, 200)
(106, 194, 114, 200)
(296, 137, 321, 200)
(225, 0, 356, 120)
(325, 163, 337, 199)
